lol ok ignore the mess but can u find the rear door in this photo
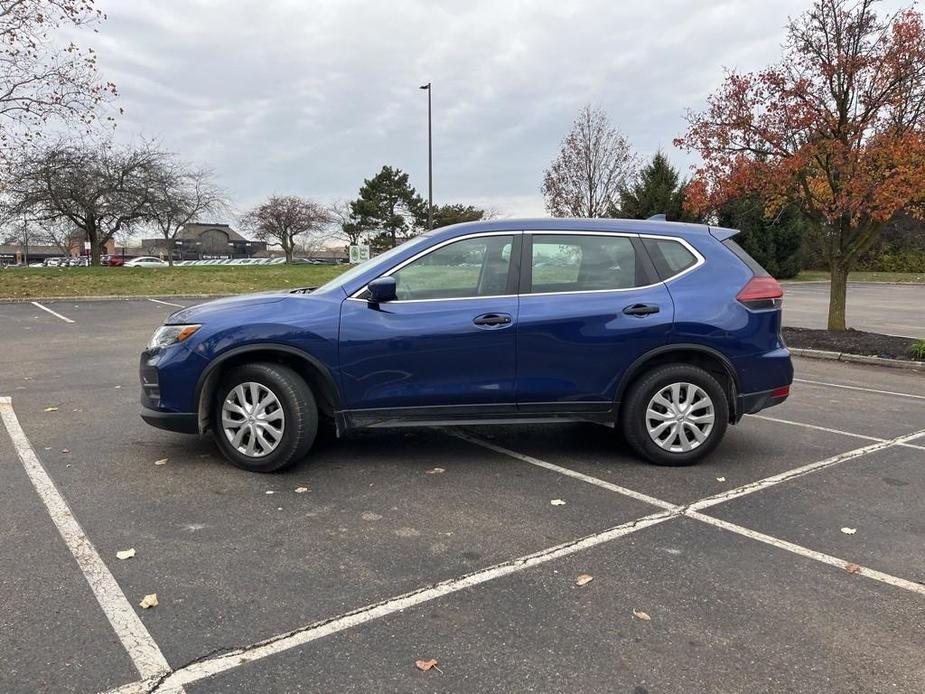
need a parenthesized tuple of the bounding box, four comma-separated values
(515, 232, 674, 411)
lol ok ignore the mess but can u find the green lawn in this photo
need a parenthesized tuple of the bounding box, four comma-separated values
(790, 270, 925, 283)
(0, 265, 351, 299)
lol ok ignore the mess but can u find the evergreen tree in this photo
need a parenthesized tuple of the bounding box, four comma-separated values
(432, 203, 486, 229)
(347, 166, 426, 252)
(717, 196, 805, 279)
(616, 151, 699, 222)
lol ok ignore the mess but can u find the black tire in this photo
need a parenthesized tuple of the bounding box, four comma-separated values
(621, 364, 729, 467)
(212, 362, 317, 472)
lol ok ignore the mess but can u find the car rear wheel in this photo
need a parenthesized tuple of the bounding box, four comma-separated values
(622, 364, 729, 466)
(212, 362, 317, 472)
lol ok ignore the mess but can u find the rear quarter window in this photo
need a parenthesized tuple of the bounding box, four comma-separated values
(722, 239, 770, 277)
(642, 239, 698, 280)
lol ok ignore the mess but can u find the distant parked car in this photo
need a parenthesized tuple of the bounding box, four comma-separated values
(45, 257, 65, 267)
(125, 257, 168, 268)
(101, 255, 126, 267)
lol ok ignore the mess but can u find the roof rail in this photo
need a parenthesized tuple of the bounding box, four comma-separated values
(646, 213, 666, 221)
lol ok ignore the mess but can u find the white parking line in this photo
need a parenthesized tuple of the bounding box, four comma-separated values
(105, 510, 677, 694)
(794, 378, 925, 401)
(450, 430, 678, 511)
(0, 397, 173, 685)
(30, 301, 74, 323)
(687, 511, 925, 596)
(147, 298, 186, 309)
(749, 414, 925, 452)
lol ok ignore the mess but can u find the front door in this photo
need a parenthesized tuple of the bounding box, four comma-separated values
(515, 232, 674, 410)
(339, 233, 520, 413)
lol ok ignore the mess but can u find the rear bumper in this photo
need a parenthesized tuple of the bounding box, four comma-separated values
(735, 386, 789, 421)
(140, 407, 198, 435)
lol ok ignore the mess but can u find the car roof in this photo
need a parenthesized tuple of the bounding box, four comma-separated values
(424, 217, 734, 243)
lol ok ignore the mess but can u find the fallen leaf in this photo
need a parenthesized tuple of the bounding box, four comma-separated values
(844, 563, 861, 574)
(424, 467, 445, 475)
(716, 476, 726, 482)
(114, 385, 122, 389)
(415, 659, 442, 673)
(43, 406, 58, 412)
(575, 574, 594, 586)
(550, 499, 566, 506)
(633, 609, 651, 621)
(265, 490, 275, 495)
(294, 487, 309, 493)
(116, 548, 136, 560)
(840, 527, 857, 535)
(153, 458, 168, 466)
(61, 448, 70, 454)
(139, 593, 158, 609)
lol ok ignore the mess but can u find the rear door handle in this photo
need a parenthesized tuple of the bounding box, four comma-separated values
(473, 312, 513, 327)
(623, 303, 660, 316)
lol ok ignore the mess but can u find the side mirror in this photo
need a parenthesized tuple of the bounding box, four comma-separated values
(367, 276, 397, 303)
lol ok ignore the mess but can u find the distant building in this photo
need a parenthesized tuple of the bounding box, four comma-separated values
(141, 223, 268, 261)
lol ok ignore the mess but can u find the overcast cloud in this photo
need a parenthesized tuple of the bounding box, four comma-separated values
(90, 0, 904, 219)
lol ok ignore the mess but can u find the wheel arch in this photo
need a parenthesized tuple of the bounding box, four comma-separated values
(195, 343, 340, 434)
(615, 344, 741, 422)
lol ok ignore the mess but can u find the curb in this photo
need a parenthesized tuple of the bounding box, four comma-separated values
(790, 347, 925, 371)
(0, 294, 227, 304)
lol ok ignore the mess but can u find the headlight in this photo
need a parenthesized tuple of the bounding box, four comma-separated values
(148, 324, 201, 350)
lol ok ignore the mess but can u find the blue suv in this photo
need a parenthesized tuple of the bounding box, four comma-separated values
(140, 218, 792, 472)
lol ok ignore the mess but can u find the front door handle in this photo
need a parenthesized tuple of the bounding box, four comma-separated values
(473, 312, 513, 327)
(623, 303, 660, 316)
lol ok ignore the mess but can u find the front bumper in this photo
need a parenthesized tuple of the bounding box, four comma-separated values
(140, 406, 198, 434)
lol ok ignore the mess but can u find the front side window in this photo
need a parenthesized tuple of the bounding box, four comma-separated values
(391, 235, 514, 301)
(530, 234, 640, 293)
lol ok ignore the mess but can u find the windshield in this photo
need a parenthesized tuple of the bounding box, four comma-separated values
(315, 234, 435, 293)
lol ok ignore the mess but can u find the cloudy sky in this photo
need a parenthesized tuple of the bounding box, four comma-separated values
(88, 0, 903, 219)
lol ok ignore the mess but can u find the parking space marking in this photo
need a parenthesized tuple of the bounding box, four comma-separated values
(687, 510, 925, 596)
(794, 378, 925, 401)
(0, 397, 173, 684)
(749, 414, 925, 452)
(147, 298, 186, 309)
(103, 510, 677, 694)
(450, 430, 678, 511)
(688, 427, 925, 512)
(30, 301, 74, 323)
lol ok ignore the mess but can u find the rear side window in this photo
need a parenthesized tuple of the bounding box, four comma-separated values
(722, 239, 770, 277)
(642, 239, 698, 279)
(529, 234, 641, 293)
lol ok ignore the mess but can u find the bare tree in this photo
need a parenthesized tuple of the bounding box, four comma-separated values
(541, 105, 637, 217)
(0, 0, 117, 155)
(147, 163, 227, 266)
(34, 217, 83, 256)
(241, 195, 330, 264)
(326, 199, 365, 246)
(3, 139, 166, 264)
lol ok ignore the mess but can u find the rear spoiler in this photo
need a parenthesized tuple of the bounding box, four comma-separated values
(708, 226, 740, 242)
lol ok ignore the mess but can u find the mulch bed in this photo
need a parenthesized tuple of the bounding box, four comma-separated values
(783, 327, 922, 361)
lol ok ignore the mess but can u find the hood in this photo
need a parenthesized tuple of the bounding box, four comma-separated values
(166, 292, 290, 324)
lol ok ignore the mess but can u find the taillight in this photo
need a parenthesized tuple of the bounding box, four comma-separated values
(737, 276, 783, 309)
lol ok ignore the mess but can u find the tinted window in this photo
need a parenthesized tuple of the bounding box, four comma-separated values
(530, 234, 640, 293)
(722, 239, 770, 277)
(392, 235, 513, 300)
(642, 239, 697, 279)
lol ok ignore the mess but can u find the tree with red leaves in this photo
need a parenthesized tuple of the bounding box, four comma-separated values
(676, 0, 925, 330)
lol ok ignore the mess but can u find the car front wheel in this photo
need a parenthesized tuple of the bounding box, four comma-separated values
(622, 364, 729, 466)
(212, 362, 317, 472)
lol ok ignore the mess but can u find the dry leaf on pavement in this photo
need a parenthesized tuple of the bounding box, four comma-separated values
(139, 593, 158, 609)
(844, 563, 861, 574)
(153, 458, 168, 466)
(716, 476, 726, 482)
(116, 548, 136, 560)
(633, 609, 651, 621)
(43, 406, 58, 412)
(415, 659, 442, 673)
(575, 574, 594, 586)
(840, 527, 857, 535)
(424, 467, 445, 474)
(294, 487, 310, 493)
(550, 499, 566, 506)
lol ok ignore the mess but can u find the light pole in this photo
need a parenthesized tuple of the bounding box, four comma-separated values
(419, 82, 433, 230)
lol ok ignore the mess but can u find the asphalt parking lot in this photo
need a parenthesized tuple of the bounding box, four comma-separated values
(782, 281, 924, 337)
(1, 297, 924, 694)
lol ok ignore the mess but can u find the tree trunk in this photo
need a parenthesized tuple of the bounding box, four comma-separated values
(88, 224, 101, 266)
(827, 257, 849, 331)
